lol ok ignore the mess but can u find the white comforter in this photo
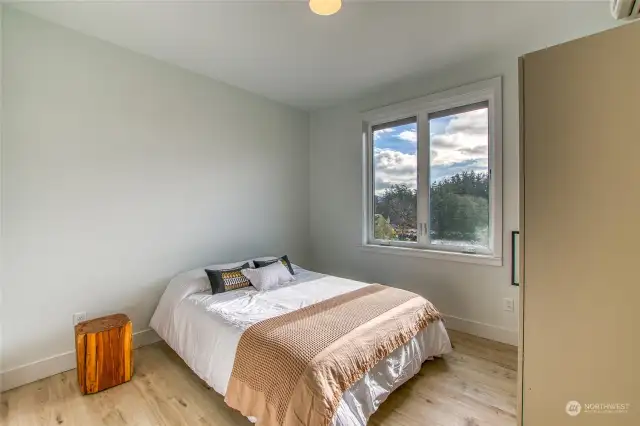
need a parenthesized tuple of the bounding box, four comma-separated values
(150, 264, 452, 425)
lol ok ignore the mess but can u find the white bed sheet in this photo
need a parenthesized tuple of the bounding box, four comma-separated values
(150, 265, 452, 425)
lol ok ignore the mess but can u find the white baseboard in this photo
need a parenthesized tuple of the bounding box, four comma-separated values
(0, 328, 161, 393)
(443, 314, 518, 346)
(132, 328, 162, 349)
(0, 320, 516, 393)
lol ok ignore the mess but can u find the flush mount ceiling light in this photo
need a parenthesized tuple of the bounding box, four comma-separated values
(309, 0, 342, 16)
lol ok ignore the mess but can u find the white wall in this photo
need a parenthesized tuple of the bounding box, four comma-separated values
(0, 9, 309, 383)
(308, 17, 618, 345)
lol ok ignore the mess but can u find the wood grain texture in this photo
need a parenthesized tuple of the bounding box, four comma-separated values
(74, 314, 133, 395)
(1, 330, 516, 426)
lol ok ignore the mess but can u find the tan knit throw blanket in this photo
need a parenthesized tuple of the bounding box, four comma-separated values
(224, 284, 442, 426)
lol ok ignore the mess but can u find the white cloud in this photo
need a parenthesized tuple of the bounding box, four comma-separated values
(373, 127, 394, 140)
(445, 108, 488, 135)
(431, 108, 488, 167)
(397, 130, 417, 143)
(374, 148, 417, 194)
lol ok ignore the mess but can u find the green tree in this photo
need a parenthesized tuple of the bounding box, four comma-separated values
(430, 192, 488, 240)
(373, 214, 397, 240)
(375, 184, 417, 241)
(374, 171, 489, 245)
(430, 171, 489, 243)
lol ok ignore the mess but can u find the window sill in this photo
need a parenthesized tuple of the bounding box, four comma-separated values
(360, 244, 503, 266)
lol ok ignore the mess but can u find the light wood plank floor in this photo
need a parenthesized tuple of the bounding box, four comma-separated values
(1, 330, 517, 426)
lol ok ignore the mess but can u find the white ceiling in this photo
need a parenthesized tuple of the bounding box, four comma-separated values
(12, 1, 617, 110)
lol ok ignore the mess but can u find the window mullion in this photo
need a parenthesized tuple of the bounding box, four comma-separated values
(417, 111, 430, 246)
(365, 122, 374, 245)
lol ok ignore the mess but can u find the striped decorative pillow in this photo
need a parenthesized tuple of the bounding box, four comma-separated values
(205, 263, 252, 294)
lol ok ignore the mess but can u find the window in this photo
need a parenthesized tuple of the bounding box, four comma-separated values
(372, 117, 418, 242)
(362, 78, 502, 265)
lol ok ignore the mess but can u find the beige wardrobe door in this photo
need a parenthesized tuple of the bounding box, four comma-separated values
(521, 22, 639, 426)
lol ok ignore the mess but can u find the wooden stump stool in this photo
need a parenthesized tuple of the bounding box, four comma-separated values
(75, 313, 133, 394)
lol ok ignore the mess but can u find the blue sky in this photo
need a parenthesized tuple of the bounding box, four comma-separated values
(373, 108, 488, 193)
(374, 122, 418, 154)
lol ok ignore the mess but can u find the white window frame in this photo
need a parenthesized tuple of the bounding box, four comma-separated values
(361, 77, 503, 266)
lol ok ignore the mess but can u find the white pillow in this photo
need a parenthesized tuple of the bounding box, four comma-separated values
(242, 261, 294, 291)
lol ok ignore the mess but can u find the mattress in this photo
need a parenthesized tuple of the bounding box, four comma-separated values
(150, 264, 452, 425)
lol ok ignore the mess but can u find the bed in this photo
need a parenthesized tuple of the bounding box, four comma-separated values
(150, 259, 452, 426)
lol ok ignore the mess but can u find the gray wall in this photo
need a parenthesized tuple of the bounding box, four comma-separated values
(1, 9, 310, 372)
(308, 12, 618, 345)
(309, 55, 520, 344)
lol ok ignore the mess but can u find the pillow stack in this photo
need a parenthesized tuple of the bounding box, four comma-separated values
(205, 255, 295, 294)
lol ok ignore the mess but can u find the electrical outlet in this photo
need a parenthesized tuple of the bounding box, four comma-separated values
(73, 312, 87, 325)
(503, 298, 514, 312)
